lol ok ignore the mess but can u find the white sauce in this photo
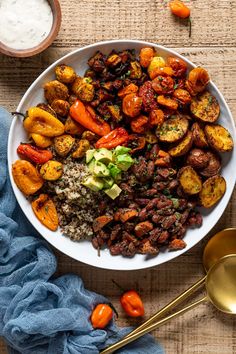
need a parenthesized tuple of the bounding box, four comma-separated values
(0, 0, 53, 50)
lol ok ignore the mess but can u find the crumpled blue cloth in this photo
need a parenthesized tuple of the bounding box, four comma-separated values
(0, 107, 164, 354)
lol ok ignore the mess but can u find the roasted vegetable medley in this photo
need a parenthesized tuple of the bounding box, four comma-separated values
(12, 47, 234, 257)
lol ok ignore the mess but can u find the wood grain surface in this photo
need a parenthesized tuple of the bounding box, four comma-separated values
(1, 1, 236, 353)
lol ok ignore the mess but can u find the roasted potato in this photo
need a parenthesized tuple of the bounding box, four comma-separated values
(156, 116, 189, 143)
(191, 122, 208, 148)
(190, 91, 220, 123)
(40, 160, 63, 181)
(145, 131, 158, 144)
(82, 130, 97, 142)
(51, 99, 70, 117)
(54, 134, 75, 157)
(55, 64, 76, 84)
(178, 166, 202, 195)
(199, 151, 221, 177)
(44, 80, 69, 104)
(37, 103, 57, 117)
(186, 148, 209, 169)
(64, 115, 85, 135)
(204, 124, 234, 152)
(168, 131, 193, 157)
(71, 76, 83, 95)
(199, 175, 226, 208)
(72, 139, 90, 158)
(76, 78, 95, 102)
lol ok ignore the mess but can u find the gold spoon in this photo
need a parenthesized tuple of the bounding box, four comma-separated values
(126, 228, 236, 338)
(101, 254, 236, 354)
(100, 228, 236, 354)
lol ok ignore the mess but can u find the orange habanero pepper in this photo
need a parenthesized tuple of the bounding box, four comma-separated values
(70, 99, 111, 137)
(17, 144, 53, 164)
(120, 290, 145, 318)
(169, 0, 190, 19)
(91, 304, 113, 329)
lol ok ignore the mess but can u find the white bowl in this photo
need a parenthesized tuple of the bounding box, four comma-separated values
(8, 40, 236, 270)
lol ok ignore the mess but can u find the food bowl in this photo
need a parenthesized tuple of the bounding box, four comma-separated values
(0, 0, 61, 58)
(7, 40, 236, 270)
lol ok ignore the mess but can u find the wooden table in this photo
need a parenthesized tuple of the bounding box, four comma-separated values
(1, 1, 236, 353)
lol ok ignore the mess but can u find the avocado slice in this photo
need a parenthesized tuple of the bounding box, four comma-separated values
(82, 176, 104, 191)
(88, 159, 95, 173)
(114, 145, 131, 156)
(108, 163, 122, 179)
(94, 148, 113, 164)
(93, 161, 110, 177)
(103, 176, 114, 189)
(86, 149, 95, 164)
(116, 154, 134, 171)
(105, 184, 122, 200)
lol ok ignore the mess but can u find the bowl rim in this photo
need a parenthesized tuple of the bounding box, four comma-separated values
(0, 0, 61, 58)
(7, 39, 236, 270)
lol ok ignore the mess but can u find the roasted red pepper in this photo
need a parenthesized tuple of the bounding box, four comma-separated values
(17, 144, 53, 164)
(128, 134, 146, 154)
(91, 303, 113, 329)
(120, 290, 145, 317)
(70, 99, 111, 136)
(95, 127, 129, 149)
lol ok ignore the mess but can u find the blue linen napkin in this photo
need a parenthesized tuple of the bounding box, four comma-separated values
(0, 107, 164, 354)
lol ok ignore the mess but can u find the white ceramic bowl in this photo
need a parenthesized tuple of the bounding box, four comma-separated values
(8, 40, 236, 270)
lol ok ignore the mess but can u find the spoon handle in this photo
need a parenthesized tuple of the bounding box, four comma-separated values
(100, 296, 208, 354)
(125, 275, 206, 338)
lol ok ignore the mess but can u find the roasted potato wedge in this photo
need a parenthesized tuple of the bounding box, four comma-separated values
(199, 175, 226, 208)
(199, 151, 221, 177)
(190, 91, 220, 123)
(168, 131, 193, 157)
(178, 166, 202, 195)
(186, 148, 209, 169)
(72, 139, 90, 158)
(51, 99, 70, 117)
(54, 134, 75, 157)
(44, 80, 69, 104)
(156, 116, 189, 143)
(204, 124, 234, 152)
(64, 115, 85, 136)
(191, 122, 208, 148)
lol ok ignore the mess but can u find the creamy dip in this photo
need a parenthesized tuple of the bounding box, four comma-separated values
(0, 0, 53, 50)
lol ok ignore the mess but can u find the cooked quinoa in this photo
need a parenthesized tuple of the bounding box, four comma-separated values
(47, 158, 101, 241)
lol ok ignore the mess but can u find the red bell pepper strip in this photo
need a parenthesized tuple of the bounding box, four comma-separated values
(17, 144, 53, 164)
(95, 127, 129, 149)
(70, 99, 111, 136)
